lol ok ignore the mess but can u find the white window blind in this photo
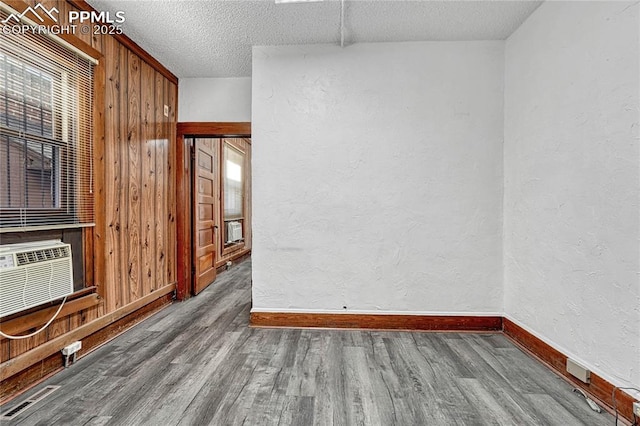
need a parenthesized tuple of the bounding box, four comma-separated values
(223, 143, 244, 220)
(0, 10, 94, 230)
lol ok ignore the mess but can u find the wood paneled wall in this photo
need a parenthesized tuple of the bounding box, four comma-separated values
(101, 37, 177, 312)
(0, 0, 177, 397)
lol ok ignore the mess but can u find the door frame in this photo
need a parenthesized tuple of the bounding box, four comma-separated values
(175, 122, 251, 300)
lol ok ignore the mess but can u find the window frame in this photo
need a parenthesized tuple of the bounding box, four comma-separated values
(0, 39, 90, 230)
(220, 138, 248, 256)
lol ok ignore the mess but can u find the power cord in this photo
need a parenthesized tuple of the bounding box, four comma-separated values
(612, 386, 640, 426)
(0, 296, 67, 339)
(1, 262, 68, 340)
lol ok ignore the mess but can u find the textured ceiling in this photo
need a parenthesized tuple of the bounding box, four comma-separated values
(87, 0, 542, 78)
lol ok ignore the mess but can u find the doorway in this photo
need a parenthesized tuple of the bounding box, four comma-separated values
(176, 122, 251, 299)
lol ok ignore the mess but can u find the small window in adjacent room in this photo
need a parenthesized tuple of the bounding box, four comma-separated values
(0, 14, 95, 230)
(223, 142, 244, 245)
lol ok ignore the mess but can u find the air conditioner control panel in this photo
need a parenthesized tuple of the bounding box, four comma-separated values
(0, 254, 15, 269)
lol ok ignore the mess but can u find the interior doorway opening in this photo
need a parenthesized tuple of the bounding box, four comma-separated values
(176, 122, 251, 299)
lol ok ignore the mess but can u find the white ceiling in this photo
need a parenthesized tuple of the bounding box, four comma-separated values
(87, 0, 542, 78)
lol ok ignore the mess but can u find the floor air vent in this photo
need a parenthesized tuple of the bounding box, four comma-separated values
(1, 385, 60, 420)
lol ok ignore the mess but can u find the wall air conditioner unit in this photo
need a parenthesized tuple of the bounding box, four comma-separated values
(227, 221, 243, 243)
(0, 240, 74, 318)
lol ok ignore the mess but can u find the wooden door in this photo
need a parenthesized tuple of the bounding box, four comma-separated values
(192, 138, 218, 294)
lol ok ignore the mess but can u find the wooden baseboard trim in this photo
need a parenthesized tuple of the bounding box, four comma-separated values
(216, 249, 251, 272)
(0, 290, 173, 404)
(0, 283, 175, 382)
(252, 312, 638, 421)
(503, 317, 638, 423)
(250, 312, 503, 331)
(3, 299, 635, 422)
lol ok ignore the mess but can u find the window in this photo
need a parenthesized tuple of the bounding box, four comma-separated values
(1, 55, 58, 210)
(223, 142, 245, 244)
(0, 13, 94, 230)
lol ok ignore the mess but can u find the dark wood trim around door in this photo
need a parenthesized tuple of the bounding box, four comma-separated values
(177, 122, 251, 137)
(175, 134, 193, 300)
(175, 123, 251, 300)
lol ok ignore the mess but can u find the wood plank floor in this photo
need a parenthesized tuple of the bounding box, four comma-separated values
(2, 259, 611, 425)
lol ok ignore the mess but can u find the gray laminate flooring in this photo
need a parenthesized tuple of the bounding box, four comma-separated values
(1, 259, 611, 425)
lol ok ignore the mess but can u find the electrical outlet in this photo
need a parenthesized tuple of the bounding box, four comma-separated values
(633, 401, 640, 417)
(566, 358, 590, 383)
(61, 341, 82, 356)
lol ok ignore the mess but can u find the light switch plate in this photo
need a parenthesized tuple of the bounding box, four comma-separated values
(164, 105, 169, 117)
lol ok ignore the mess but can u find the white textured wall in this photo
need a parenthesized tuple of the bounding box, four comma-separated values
(178, 77, 251, 122)
(504, 1, 640, 392)
(252, 42, 504, 314)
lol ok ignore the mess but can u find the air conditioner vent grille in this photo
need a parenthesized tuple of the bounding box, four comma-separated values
(15, 247, 71, 266)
